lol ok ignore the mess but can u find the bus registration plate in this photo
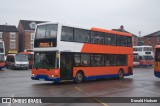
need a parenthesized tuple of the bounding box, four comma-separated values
(39, 78, 45, 81)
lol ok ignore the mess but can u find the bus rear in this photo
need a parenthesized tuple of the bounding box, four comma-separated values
(154, 45, 160, 78)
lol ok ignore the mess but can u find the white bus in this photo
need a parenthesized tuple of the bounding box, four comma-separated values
(133, 46, 154, 67)
(0, 41, 6, 70)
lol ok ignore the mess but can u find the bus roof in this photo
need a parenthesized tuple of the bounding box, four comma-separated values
(91, 27, 132, 37)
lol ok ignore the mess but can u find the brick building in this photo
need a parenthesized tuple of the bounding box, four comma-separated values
(112, 25, 138, 46)
(18, 20, 46, 52)
(142, 30, 160, 49)
(0, 25, 19, 54)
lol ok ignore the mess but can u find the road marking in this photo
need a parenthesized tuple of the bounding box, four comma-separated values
(75, 86, 84, 92)
(141, 89, 160, 96)
(92, 97, 109, 106)
(75, 86, 109, 106)
(117, 81, 160, 96)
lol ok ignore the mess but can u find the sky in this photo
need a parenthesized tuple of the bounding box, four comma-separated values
(0, 0, 160, 36)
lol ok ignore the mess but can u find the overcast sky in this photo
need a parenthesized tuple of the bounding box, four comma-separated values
(0, 0, 160, 36)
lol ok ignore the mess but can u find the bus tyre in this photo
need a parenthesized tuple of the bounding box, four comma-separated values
(118, 69, 124, 80)
(75, 71, 84, 83)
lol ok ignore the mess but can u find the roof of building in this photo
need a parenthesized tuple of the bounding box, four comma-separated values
(112, 25, 137, 37)
(143, 30, 160, 37)
(0, 25, 18, 32)
(19, 20, 47, 30)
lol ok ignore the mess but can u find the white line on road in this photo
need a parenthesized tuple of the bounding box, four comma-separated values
(75, 86, 109, 106)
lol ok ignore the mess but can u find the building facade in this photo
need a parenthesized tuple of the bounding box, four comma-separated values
(142, 31, 160, 49)
(0, 25, 19, 54)
(18, 20, 46, 52)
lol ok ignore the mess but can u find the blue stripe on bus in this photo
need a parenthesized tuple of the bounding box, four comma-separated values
(154, 71, 160, 78)
(32, 73, 131, 82)
(73, 73, 130, 81)
(31, 75, 60, 82)
(0, 66, 5, 68)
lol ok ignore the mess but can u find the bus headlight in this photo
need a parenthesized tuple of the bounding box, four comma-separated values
(51, 75, 54, 77)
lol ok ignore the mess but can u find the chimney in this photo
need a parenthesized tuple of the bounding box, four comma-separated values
(120, 25, 124, 30)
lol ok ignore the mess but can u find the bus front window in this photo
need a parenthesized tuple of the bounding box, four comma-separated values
(34, 52, 58, 69)
(143, 47, 153, 51)
(35, 24, 58, 39)
(15, 54, 28, 61)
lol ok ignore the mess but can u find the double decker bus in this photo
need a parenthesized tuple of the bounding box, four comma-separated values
(31, 22, 133, 83)
(154, 45, 160, 78)
(133, 46, 154, 67)
(0, 41, 5, 70)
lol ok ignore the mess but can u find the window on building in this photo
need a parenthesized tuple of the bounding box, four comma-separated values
(10, 33, 15, 39)
(0, 32, 2, 38)
(31, 42, 34, 49)
(10, 40, 15, 49)
(157, 37, 160, 42)
(30, 22, 36, 29)
(31, 33, 35, 41)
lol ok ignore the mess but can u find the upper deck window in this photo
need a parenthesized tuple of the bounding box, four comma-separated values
(105, 33, 116, 45)
(90, 31, 104, 44)
(61, 26, 74, 41)
(35, 24, 58, 39)
(74, 28, 90, 43)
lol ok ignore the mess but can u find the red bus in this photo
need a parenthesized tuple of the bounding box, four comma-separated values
(20, 52, 34, 69)
(154, 45, 160, 78)
(31, 22, 133, 83)
(0, 41, 5, 70)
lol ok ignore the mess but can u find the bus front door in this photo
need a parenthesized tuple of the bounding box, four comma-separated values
(60, 53, 73, 80)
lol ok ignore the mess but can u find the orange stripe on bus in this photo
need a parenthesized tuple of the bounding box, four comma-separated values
(81, 43, 132, 54)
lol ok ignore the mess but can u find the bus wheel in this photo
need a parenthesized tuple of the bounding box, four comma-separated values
(118, 69, 124, 80)
(75, 71, 84, 83)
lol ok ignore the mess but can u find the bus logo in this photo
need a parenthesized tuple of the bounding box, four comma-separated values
(2, 98, 11, 103)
